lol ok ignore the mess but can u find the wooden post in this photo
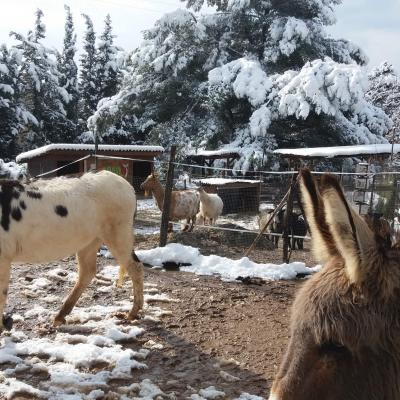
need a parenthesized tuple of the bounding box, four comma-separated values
(244, 188, 290, 257)
(94, 130, 99, 170)
(159, 145, 177, 247)
(282, 174, 297, 263)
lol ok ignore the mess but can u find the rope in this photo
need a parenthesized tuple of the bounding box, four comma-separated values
(135, 217, 311, 240)
(32, 152, 400, 181)
(94, 154, 160, 164)
(35, 155, 92, 178)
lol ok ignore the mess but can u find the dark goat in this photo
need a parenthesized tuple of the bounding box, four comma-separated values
(259, 209, 307, 249)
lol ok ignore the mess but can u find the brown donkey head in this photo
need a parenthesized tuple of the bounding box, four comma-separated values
(269, 170, 400, 400)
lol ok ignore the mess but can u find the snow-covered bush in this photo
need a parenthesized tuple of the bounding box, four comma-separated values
(0, 159, 26, 180)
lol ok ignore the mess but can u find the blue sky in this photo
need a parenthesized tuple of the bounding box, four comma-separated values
(0, 0, 399, 71)
(329, 0, 400, 71)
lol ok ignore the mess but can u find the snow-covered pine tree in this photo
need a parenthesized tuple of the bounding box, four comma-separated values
(97, 14, 120, 99)
(11, 9, 69, 149)
(0, 45, 37, 159)
(89, 0, 392, 171)
(85, 14, 127, 144)
(367, 62, 400, 141)
(79, 14, 98, 136)
(58, 5, 79, 142)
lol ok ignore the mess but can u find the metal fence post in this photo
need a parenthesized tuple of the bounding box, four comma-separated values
(159, 145, 177, 247)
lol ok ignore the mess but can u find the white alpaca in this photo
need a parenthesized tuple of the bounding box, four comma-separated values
(0, 171, 143, 331)
(197, 187, 224, 225)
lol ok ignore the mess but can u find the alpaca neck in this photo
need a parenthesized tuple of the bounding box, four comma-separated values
(151, 180, 165, 212)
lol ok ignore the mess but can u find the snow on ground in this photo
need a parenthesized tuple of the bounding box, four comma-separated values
(137, 198, 158, 211)
(0, 264, 266, 400)
(136, 243, 319, 281)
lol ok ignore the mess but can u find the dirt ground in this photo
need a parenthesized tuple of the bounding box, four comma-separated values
(1, 228, 315, 400)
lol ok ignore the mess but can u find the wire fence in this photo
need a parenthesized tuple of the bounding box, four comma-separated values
(29, 151, 400, 263)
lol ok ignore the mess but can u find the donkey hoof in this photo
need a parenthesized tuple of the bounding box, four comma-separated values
(53, 315, 66, 327)
(127, 309, 142, 321)
(2, 314, 13, 331)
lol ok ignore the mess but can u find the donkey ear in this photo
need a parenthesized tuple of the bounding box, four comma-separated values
(320, 174, 375, 285)
(299, 169, 338, 263)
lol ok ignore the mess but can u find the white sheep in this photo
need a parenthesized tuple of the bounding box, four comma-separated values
(196, 187, 224, 225)
(0, 170, 143, 332)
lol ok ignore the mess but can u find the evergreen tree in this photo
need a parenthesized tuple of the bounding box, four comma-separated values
(79, 14, 98, 134)
(0, 45, 36, 159)
(11, 9, 69, 149)
(366, 62, 400, 141)
(90, 0, 391, 171)
(97, 14, 120, 99)
(58, 5, 79, 142)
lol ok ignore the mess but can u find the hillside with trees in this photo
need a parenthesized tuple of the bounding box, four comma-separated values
(90, 0, 392, 171)
(0, 8, 123, 160)
(0, 1, 396, 170)
(366, 62, 400, 142)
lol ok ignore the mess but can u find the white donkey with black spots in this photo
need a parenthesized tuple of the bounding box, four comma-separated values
(0, 170, 143, 331)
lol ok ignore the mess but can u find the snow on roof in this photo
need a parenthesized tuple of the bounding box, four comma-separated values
(193, 177, 260, 185)
(188, 149, 240, 157)
(273, 143, 400, 158)
(16, 143, 165, 162)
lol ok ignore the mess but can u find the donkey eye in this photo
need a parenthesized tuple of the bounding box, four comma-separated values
(319, 341, 347, 353)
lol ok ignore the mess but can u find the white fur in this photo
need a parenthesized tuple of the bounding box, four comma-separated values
(0, 171, 144, 330)
(197, 188, 224, 225)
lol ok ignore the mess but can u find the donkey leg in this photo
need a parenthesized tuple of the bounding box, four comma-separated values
(182, 218, 190, 232)
(104, 231, 144, 320)
(54, 238, 101, 326)
(0, 260, 11, 332)
(188, 215, 196, 232)
(116, 266, 126, 288)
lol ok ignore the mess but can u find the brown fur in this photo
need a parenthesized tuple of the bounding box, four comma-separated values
(363, 213, 392, 247)
(269, 169, 400, 400)
(140, 173, 200, 232)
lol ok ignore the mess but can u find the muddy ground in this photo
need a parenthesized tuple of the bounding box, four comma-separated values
(2, 227, 315, 400)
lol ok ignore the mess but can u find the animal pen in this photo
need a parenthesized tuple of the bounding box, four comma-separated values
(16, 143, 400, 265)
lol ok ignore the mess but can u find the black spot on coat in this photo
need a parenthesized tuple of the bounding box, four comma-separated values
(11, 207, 22, 221)
(20, 200, 26, 210)
(27, 190, 42, 199)
(55, 205, 68, 217)
(0, 181, 25, 231)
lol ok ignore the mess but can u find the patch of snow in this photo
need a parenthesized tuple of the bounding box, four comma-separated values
(193, 178, 260, 185)
(198, 386, 225, 399)
(137, 198, 157, 211)
(136, 243, 319, 281)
